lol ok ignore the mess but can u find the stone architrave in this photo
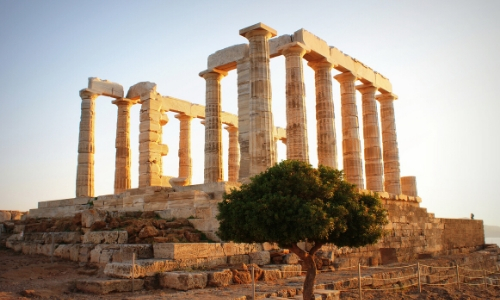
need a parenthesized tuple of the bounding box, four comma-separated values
(236, 57, 251, 181)
(357, 84, 384, 192)
(138, 89, 165, 187)
(334, 72, 364, 189)
(240, 23, 277, 177)
(308, 59, 338, 169)
(112, 98, 136, 194)
(76, 89, 98, 197)
(200, 69, 227, 183)
(225, 125, 240, 182)
(376, 93, 401, 194)
(171, 114, 193, 186)
(279, 42, 310, 163)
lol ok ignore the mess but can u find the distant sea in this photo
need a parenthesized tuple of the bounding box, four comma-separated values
(486, 237, 500, 247)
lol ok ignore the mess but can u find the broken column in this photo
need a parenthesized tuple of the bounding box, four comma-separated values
(376, 92, 401, 194)
(334, 72, 364, 189)
(138, 89, 165, 187)
(240, 22, 277, 176)
(308, 59, 338, 169)
(279, 42, 310, 163)
(200, 69, 227, 183)
(225, 125, 240, 182)
(76, 89, 98, 197)
(401, 176, 417, 197)
(112, 98, 136, 194)
(357, 84, 383, 192)
(171, 114, 192, 186)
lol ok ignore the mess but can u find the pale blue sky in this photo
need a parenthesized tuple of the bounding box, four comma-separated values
(1, 1, 499, 226)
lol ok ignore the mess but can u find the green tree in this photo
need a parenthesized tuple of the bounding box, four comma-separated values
(217, 160, 388, 300)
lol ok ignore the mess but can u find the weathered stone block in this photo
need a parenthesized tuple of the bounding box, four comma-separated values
(158, 272, 207, 291)
(76, 278, 144, 294)
(82, 231, 127, 244)
(283, 253, 299, 264)
(228, 254, 250, 265)
(249, 251, 270, 265)
(0, 211, 11, 222)
(207, 269, 233, 287)
(88, 77, 124, 98)
(153, 243, 209, 259)
(81, 209, 108, 228)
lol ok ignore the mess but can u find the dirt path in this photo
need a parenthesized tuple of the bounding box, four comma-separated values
(0, 248, 499, 299)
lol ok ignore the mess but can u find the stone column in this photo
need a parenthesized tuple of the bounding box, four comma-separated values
(171, 114, 192, 186)
(76, 89, 98, 197)
(308, 59, 338, 169)
(280, 42, 309, 162)
(376, 93, 401, 194)
(401, 176, 417, 197)
(138, 91, 165, 187)
(334, 72, 364, 189)
(200, 69, 227, 183)
(356, 84, 384, 192)
(237, 57, 251, 181)
(112, 98, 136, 194)
(240, 23, 277, 176)
(225, 125, 240, 182)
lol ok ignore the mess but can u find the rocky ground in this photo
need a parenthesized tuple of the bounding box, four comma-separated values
(0, 247, 499, 299)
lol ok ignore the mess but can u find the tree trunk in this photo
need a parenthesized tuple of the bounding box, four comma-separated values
(289, 243, 323, 300)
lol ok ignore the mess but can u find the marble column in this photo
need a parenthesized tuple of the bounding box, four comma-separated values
(376, 93, 401, 194)
(172, 114, 192, 186)
(357, 84, 384, 192)
(308, 59, 338, 169)
(237, 57, 251, 181)
(334, 72, 364, 189)
(280, 42, 309, 162)
(200, 69, 227, 183)
(225, 125, 240, 182)
(76, 89, 98, 197)
(112, 98, 136, 194)
(240, 23, 277, 176)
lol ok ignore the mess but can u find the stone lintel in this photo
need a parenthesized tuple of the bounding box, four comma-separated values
(88, 77, 124, 98)
(207, 43, 248, 71)
(239, 22, 277, 38)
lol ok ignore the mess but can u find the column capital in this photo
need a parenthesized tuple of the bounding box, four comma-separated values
(79, 89, 98, 100)
(334, 71, 357, 83)
(239, 22, 277, 39)
(376, 92, 398, 102)
(307, 58, 334, 71)
(175, 113, 193, 121)
(277, 42, 310, 57)
(224, 125, 238, 133)
(355, 84, 378, 95)
(199, 68, 228, 81)
(112, 98, 138, 106)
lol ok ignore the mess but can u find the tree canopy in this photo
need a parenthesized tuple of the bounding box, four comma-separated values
(216, 160, 388, 300)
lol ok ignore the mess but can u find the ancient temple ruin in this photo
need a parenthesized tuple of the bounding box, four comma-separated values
(26, 23, 483, 258)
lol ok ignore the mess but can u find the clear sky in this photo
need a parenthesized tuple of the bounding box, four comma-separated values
(1, 1, 499, 226)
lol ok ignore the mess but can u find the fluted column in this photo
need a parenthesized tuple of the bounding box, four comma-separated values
(76, 89, 98, 197)
(200, 69, 227, 183)
(357, 84, 384, 192)
(308, 59, 338, 169)
(171, 114, 192, 186)
(280, 42, 309, 162)
(401, 176, 417, 197)
(225, 125, 240, 182)
(376, 93, 401, 194)
(237, 57, 251, 181)
(334, 72, 364, 189)
(240, 23, 277, 176)
(112, 98, 136, 194)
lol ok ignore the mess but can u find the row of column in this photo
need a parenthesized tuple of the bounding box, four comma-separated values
(201, 23, 402, 194)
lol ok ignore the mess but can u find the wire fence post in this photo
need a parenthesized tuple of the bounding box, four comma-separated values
(252, 265, 255, 300)
(132, 252, 135, 292)
(417, 262, 422, 293)
(50, 232, 55, 264)
(358, 263, 362, 300)
(455, 264, 460, 289)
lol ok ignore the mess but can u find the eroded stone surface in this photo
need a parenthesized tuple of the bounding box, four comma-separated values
(159, 272, 208, 291)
